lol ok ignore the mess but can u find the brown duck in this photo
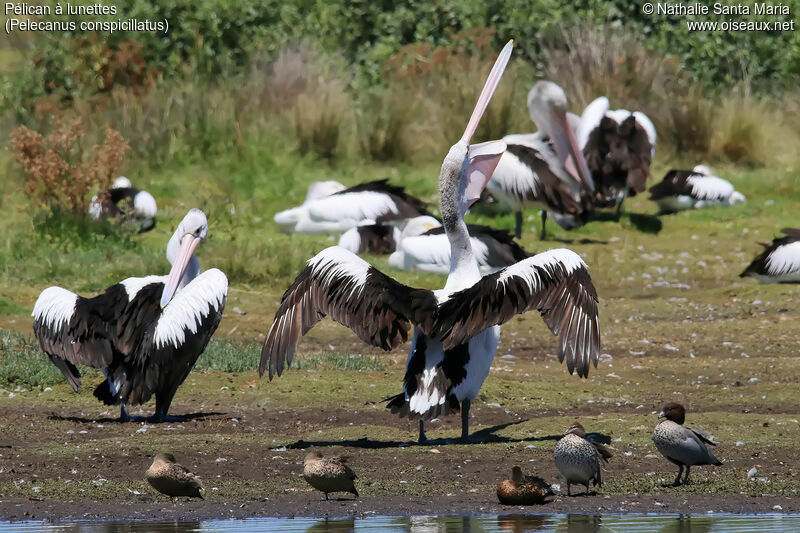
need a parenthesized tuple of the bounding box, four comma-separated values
(303, 451, 358, 500)
(146, 452, 204, 499)
(653, 402, 722, 486)
(554, 421, 613, 496)
(497, 466, 553, 505)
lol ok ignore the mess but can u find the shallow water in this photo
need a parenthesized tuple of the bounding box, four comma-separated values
(2, 514, 799, 532)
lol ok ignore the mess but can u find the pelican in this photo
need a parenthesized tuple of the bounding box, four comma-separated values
(259, 42, 601, 443)
(649, 165, 745, 213)
(578, 97, 656, 219)
(387, 216, 530, 275)
(338, 220, 402, 255)
(32, 209, 228, 421)
(740, 228, 800, 283)
(89, 176, 158, 232)
(487, 81, 595, 239)
(274, 181, 346, 232)
(275, 179, 431, 234)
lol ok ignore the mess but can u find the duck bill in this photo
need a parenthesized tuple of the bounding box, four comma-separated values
(160, 235, 202, 308)
(551, 108, 595, 191)
(461, 40, 514, 143)
(658, 411, 666, 419)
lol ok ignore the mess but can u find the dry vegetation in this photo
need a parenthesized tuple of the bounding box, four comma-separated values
(8, 117, 130, 214)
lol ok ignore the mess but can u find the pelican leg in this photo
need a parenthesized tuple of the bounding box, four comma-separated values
(615, 189, 627, 220)
(459, 399, 471, 442)
(672, 465, 684, 486)
(418, 420, 428, 444)
(539, 211, 548, 241)
(566, 481, 572, 496)
(514, 211, 523, 239)
(152, 398, 186, 423)
(119, 405, 130, 422)
(683, 465, 691, 485)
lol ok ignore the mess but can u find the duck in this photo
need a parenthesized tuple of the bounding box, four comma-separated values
(652, 402, 722, 486)
(497, 466, 553, 505)
(554, 421, 613, 496)
(303, 450, 359, 500)
(145, 452, 204, 499)
(740, 228, 800, 283)
(649, 165, 745, 213)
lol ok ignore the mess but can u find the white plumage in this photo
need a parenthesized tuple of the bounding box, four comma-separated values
(154, 269, 228, 350)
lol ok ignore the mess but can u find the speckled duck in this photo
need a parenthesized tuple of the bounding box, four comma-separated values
(303, 451, 359, 500)
(554, 421, 613, 496)
(145, 452, 204, 499)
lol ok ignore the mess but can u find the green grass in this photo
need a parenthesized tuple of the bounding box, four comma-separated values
(0, 330, 65, 388)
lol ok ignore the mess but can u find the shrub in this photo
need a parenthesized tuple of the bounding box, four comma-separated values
(8, 117, 130, 214)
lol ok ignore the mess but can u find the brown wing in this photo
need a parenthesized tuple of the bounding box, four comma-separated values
(424, 248, 601, 378)
(260, 246, 435, 380)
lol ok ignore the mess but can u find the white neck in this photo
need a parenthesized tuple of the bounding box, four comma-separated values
(439, 142, 480, 293)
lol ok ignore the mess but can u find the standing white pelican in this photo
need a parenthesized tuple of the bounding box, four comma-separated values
(32, 209, 228, 421)
(387, 216, 530, 275)
(578, 97, 656, 218)
(275, 179, 432, 234)
(89, 176, 158, 232)
(259, 42, 601, 443)
(740, 228, 800, 283)
(649, 165, 745, 214)
(487, 81, 595, 239)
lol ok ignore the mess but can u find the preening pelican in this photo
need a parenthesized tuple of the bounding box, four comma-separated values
(275, 179, 431, 234)
(649, 165, 745, 214)
(740, 228, 800, 283)
(488, 81, 595, 239)
(33, 209, 228, 421)
(89, 176, 158, 232)
(578, 97, 656, 218)
(260, 42, 601, 443)
(387, 216, 530, 275)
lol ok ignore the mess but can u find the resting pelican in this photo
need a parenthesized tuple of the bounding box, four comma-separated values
(649, 165, 745, 213)
(89, 176, 158, 232)
(259, 42, 601, 443)
(387, 216, 530, 275)
(578, 98, 656, 218)
(740, 228, 800, 283)
(338, 219, 402, 255)
(487, 81, 595, 239)
(32, 209, 228, 421)
(275, 179, 431, 234)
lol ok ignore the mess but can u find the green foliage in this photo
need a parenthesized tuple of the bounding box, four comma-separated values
(3, 0, 799, 121)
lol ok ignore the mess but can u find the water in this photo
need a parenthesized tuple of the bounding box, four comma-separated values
(1, 514, 799, 533)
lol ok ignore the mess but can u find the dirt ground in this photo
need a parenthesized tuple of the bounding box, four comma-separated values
(1, 333, 799, 521)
